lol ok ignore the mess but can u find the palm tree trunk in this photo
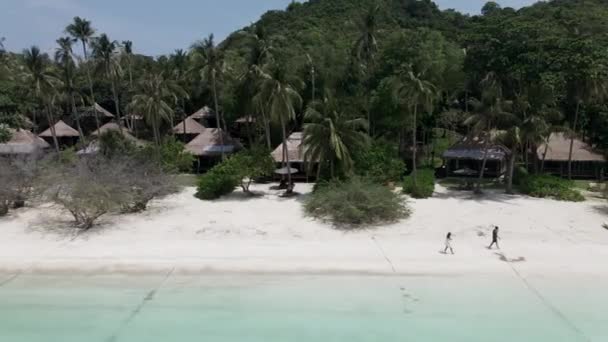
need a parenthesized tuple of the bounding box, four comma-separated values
(71, 93, 85, 144)
(110, 76, 123, 134)
(476, 133, 491, 194)
(568, 101, 581, 180)
(262, 110, 271, 150)
(411, 105, 418, 188)
(280, 117, 292, 193)
(45, 103, 60, 153)
(506, 146, 517, 194)
(541, 141, 549, 173)
(81, 41, 100, 131)
(211, 73, 225, 160)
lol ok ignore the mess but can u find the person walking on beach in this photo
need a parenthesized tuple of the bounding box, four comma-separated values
(488, 226, 500, 249)
(444, 232, 454, 254)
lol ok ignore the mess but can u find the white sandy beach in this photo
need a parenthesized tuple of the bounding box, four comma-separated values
(0, 183, 607, 278)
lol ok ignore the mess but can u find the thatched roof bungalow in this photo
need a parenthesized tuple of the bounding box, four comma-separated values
(185, 128, 242, 172)
(39, 120, 80, 147)
(189, 106, 214, 120)
(189, 106, 219, 128)
(80, 103, 115, 119)
(172, 117, 206, 142)
(272, 132, 306, 163)
(537, 132, 606, 179)
(185, 128, 241, 157)
(39, 120, 80, 138)
(443, 133, 510, 178)
(0, 129, 50, 155)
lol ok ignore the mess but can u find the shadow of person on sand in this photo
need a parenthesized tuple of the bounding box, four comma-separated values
(495, 253, 526, 263)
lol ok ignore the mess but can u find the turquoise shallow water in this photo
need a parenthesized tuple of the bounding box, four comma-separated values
(0, 273, 606, 342)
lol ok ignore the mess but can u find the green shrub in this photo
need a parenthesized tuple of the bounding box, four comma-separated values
(403, 169, 435, 199)
(0, 124, 11, 143)
(227, 147, 275, 193)
(513, 166, 529, 186)
(195, 148, 275, 200)
(195, 165, 239, 200)
(304, 177, 410, 227)
(354, 141, 405, 184)
(139, 137, 195, 173)
(98, 130, 136, 156)
(519, 174, 585, 202)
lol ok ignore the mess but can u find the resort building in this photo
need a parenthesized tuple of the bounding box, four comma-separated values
(537, 132, 606, 180)
(189, 106, 217, 128)
(38, 120, 80, 148)
(185, 128, 242, 172)
(442, 133, 510, 179)
(0, 129, 50, 156)
(172, 117, 207, 143)
(271, 132, 318, 180)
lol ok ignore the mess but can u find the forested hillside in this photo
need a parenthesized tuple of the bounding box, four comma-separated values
(2, 0, 608, 183)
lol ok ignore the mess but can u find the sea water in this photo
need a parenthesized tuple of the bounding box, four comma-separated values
(0, 273, 605, 342)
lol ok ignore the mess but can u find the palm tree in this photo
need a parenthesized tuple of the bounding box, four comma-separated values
(238, 26, 274, 148)
(91, 34, 123, 132)
(353, 5, 379, 131)
(65, 17, 99, 129)
(22, 46, 61, 153)
(387, 65, 437, 190)
(256, 64, 302, 192)
(190, 34, 226, 158)
(169, 49, 191, 141)
(303, 92, 368, 179)
(464, 73, 514, 194)
(128, 72, 187, 145)
(567, 75, 607, 179)
(55, 36, 85, 142)
(122, 40, 134, 86)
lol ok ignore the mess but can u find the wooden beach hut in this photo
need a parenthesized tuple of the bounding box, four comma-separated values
(185, 128, 242, 172)
(189, 106, 217, 128)
(172, 117, 206, 143)
(38, 120, 80, 147)
(0, 129, 50, 156)
(271, 132, 318, 180)
(537, 132, 606, 179)
(443, 133, 510, 179)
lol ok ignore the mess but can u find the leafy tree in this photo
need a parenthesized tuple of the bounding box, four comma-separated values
(303, 92, 369, 179)
(91, 34, 123, 130)
(255, 63, 302, 193)
(66, 17, 100, 129)
(387, 65, 437, 190)
(190, 34, 226, 157)
(21, 46, 61, 153)
(464, 73, 515, 194)
(128, 72, 186, 145)
(55, 36, 85, 141)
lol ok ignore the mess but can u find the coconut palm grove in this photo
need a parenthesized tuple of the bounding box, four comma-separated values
(1, 0, 608, 224)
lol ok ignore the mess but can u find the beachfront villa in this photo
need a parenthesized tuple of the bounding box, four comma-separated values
(537, 132, 607, 180)
(172, 117, 207, 143)
(442, 133, 510, 179)
(38, 120, 80, 148)
(185, 128, 242, 172)
(271, 132, 319, 180)
(0, 128, 50, 156)
(189, 106, 217, 128)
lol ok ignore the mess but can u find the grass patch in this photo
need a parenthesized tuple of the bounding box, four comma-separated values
(403, 169, 435, 198)
(520, 174, 585, 202)
(305, 177, 410, 227)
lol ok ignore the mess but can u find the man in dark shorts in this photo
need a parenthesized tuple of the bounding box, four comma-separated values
(488, 226, 500, 249)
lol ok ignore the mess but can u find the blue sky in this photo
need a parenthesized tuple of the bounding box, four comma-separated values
(0, 0, 536, 56)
